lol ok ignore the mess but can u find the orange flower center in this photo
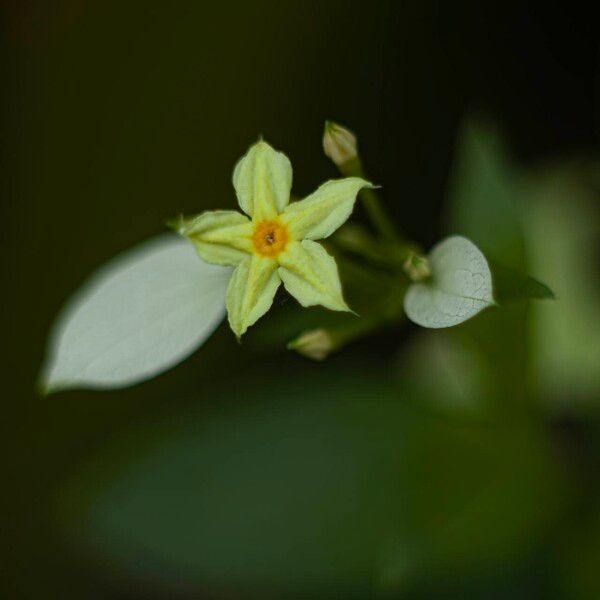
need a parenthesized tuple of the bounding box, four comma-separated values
(251, 219, 289, 257)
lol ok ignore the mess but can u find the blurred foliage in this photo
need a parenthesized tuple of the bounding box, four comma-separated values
(444, 118, 533, 409)
(60, 365, 566, 597)
(525, 162, 600, 412)
(447, 117, 527, 270)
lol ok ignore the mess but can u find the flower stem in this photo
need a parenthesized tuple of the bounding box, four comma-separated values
(339, 157, 399, 242)
(359, 187, 399, 241)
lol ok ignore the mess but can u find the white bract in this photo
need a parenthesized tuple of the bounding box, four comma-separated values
(40, 235, 230, 393)
(404, 236, 495, 328)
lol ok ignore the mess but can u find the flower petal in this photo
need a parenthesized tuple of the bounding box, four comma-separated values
(180, 210, 253, 266)
(277, 240, 349, 312)
(281, 177, 371, 240)
(232, 140, 292, 220)
(226, 254, 281, 338)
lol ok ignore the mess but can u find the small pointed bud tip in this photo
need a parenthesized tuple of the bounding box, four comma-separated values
(403, 253, 432, 282)
(322, 121, 358, 167)
(288, 328, 335, 361)
(232, 324, 245, 342)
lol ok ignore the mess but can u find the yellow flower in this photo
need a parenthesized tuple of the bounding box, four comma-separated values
(177, 140, 372, 338)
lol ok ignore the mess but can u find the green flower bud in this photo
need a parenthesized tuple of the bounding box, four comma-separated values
(323, 121, 358, 167)
(288, 328, 335, 361)
(403, 253, 432, 282)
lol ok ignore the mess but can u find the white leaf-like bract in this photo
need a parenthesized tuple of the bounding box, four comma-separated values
(40, 235, 230, 393)
(404, 236, 495, 328)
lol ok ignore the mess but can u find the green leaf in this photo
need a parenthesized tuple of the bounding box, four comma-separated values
(399, 331, 492, 416)
(490, 261, 554, 304)
(524, 164, 600, 409)
(445, 117, 535, 406)
(447, 117, 526, 269)
(404, 236, 495, 328)
(58, 366, 566, 596)
(63, 372, 406, 596)
(39, 235, 230, 393)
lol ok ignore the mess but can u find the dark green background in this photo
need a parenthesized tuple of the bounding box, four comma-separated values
(1, 2, 599, 598)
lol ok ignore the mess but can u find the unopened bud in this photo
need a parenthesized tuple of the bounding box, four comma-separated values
(323, 121, 358, 167)
(403, 253, 431, 282)
(288, 328, 335, 361)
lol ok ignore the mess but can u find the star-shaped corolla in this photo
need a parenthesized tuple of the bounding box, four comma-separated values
(177, 140, 372, 338)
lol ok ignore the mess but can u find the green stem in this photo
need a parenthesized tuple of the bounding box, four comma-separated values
(360, 188, 399, 241)
(339, 157, 399, 242)
(332, 223, 421, 278)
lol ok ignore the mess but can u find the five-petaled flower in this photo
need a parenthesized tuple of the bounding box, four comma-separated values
(176, 140, 372, 338)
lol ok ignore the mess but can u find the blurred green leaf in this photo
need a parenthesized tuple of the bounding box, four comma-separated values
(59, 365, 566, 597)
(446, 117, 526, 270)
(378, 420, 565, 594)
(524, 164, 600, 410)
(62, 372, 406, 597)
(404, 236, 494, 328)
(444, 117, 532, 406)
(40, 235, 229, 393)
(398, 331, 492, 417)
